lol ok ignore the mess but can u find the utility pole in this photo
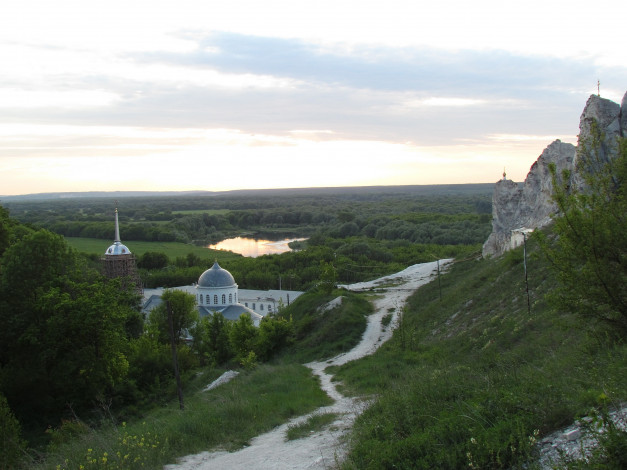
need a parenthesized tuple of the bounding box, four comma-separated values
(167, 300, 184, 410)
(522, 233, 531, 315)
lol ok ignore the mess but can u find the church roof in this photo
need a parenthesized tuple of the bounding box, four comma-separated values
(198, 304, 263, 325)
(197, 261, 236, 288)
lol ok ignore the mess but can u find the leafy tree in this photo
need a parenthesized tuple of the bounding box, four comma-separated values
(0, 230, 139, 428)
(541, 131, 627, 332)
(229, 314, 258, 360)
(192, 313, 233, 365)
(255, 315, 293, 361)
(137, 251, 169, 269)
(0, 393, 26, 470)
(318, 261, 337, 293)
(147, 289, 198, 345)
(0, 206, 11, 257)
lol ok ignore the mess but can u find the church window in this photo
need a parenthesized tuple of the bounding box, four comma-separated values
(222, 294, 226, 304)
(229, 293, 232, 303)
(252, 303, 256, 310)
(260, 304, 264, 311)
(214, 295, 218, 304)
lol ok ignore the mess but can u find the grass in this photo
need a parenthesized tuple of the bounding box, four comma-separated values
(333, 237, 627, 469)
(65, 236, 241, 261)
(286, 413, 340, 441)
(36, 363, 333, 469)
(279, 290, 372, 363)
(32, 286, 371, 469)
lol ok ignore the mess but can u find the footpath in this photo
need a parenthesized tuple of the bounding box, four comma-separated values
(165, 261, 449, 470)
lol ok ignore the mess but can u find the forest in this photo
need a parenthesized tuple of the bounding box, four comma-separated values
(3, 184, 493, 290)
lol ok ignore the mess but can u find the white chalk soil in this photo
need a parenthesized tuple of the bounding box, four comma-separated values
(165, 260, 450, 470)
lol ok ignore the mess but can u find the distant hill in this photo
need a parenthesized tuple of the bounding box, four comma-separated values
(1, 184, 494, 202)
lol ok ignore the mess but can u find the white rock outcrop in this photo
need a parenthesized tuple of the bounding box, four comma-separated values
(483, 92, 627, 257)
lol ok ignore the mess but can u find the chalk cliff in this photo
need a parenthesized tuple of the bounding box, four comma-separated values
(482, 92, 626, 257)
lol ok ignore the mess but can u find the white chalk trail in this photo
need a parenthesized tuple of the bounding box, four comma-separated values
(165, 260, 450, 470)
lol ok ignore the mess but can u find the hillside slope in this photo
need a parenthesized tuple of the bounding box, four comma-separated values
(335, 238, 627, 469)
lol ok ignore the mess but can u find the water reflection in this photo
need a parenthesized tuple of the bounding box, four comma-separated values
(208, 237, 306, 257)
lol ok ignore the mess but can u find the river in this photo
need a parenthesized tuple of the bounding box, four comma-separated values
(208, 237, 306, 257)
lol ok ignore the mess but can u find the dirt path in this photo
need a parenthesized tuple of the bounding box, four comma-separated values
(165, 260, 450, 470)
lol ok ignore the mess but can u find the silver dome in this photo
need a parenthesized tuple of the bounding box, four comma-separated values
(105, 241, 131, 256)
(198, 261, 236, 288)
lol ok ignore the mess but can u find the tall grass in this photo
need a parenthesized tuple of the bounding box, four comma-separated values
(335, 237, 627, 469)
(36, 364, 332, 469)
(279, 290, 372, 363)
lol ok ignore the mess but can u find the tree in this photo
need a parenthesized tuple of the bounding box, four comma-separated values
(190, 312, 233, 365)
(541, 130, 627, 332)
(147, 289, 198, 345)
(229, 314, 258, 360)
(0, 230, 139, 428)
(137, 251, 169, 270)
(0, 393, 26, 470)
(0, 206, 11, 257)
(255, 315, 293, 361)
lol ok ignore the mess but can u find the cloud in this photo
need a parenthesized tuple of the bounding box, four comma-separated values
(133, 32, 615, 96)
(2, 30, 626, 158)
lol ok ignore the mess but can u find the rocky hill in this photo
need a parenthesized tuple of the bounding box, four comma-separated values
(483, 92, 627, 257)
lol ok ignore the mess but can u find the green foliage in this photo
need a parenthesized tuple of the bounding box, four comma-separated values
(255, 315, 293, 361)
(0, 230, 140, 430)
(280, 290, 371, 363)
(39, 364, 332, 470)
(0, 206, 12, 257)
(0, 393, 26, 470)
(229, 314, 258, 361)
(136, 251, 168, 269)
(190, 313, 233, 366)
(317, 260, 337, 293)
(541, 132, 627, 333)
(50, 421, 167, 470)
(147, 290, 198, 345)
(6, 186, 492, 250)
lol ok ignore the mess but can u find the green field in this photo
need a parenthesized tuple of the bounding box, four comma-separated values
(65, 236, 242, 262)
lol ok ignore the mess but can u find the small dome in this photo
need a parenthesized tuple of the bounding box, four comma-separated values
(198, 261, 236, 288)
(105, 241, 131, 255)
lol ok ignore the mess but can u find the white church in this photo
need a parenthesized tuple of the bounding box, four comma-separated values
(142, 260, 303, 326)
(94, 211, 306, 326)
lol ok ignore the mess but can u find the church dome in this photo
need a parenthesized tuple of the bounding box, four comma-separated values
(198, 261, 236, 288)
(105, 241, 131, 256)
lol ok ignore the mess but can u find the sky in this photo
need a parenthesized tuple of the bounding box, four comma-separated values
(1, 0, 626, 196)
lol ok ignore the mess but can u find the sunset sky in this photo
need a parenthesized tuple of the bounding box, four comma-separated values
(1, 0, 626, 196)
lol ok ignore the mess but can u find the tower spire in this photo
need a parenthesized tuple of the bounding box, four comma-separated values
(114, 204, 121, 243)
